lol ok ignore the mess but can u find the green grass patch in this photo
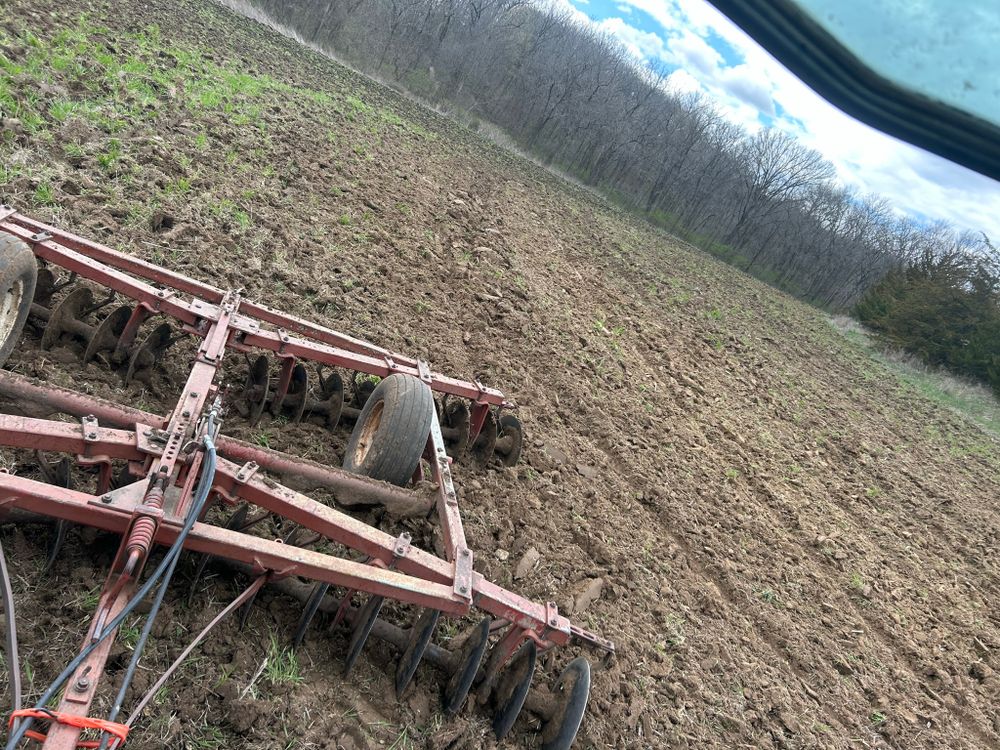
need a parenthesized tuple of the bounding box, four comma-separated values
(830, 315, 1000, 440)
(32, 181, 55, 205)
(264, 633, 303, 687)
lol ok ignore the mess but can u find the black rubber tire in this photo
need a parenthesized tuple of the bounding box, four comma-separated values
(0, 233, 37, 368)
(342, 374, 434, 486)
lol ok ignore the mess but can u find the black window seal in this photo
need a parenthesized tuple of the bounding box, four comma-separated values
(707, 0, 1000, 181)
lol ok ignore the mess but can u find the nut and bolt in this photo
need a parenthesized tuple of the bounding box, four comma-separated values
(87, 432, 97, 439)
(459, 585, 468, 594)
(74, 676, 90, 692)
(101, 494, 112, 504)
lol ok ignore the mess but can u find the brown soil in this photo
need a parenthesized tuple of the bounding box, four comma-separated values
(1, 1, 999, 749)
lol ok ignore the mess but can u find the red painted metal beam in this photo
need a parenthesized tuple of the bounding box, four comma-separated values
(213, 439, 435, 515)
(5, 213, 222, 303)
(0, 369, 166, 429)
(2, 211, 511, 406)
(1, 221, 214, 329)
(0, 414, 143, 462)
(210, 457, 455, 583)
(428, 410, 468, 563)
(0, 473, 467, 614)
(0, 370, 435, 516)
(45, 585, 135, 750)
(6, 212, 417, 364)
(238, 327, 509, 406)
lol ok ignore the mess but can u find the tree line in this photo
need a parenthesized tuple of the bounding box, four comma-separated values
(855, 238, 1000, 393)
(237, 0, 998, 388)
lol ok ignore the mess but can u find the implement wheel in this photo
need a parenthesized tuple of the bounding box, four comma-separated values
(343, 374, 433, 486)
(0, 234, 37, 367)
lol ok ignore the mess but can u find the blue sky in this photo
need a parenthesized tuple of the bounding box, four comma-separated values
(557, 0, 1000, 240)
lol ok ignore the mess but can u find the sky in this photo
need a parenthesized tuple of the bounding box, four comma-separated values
(557, 0, 1000, 240)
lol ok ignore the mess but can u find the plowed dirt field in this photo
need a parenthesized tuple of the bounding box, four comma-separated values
(1, 1, 998, 748)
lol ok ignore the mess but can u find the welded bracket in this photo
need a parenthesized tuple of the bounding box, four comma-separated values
(234, 461, 260, 485)
(391, 531, 412, 562)
(276, 327, 291, 353)
(136, 425, 169, 456)
(544, 600, 560, 631)
(212, 460, 260, 504)
(416, 359, 432, 385)
(81, 415, 99, 442)
(453, 547, 473, 600)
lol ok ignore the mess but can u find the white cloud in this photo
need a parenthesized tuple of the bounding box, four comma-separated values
(545, 0, 596, 28)
(719, 64, 775, 116)
(664, 68, 701, 96)
(596, 17, 667, 61)
(666, 29, 722, 75)
(610, 0, 682, 32)
(595, 0, 1000, 239)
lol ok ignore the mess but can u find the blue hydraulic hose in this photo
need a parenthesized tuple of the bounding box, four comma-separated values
(5, 422, 218, 750)
(97, 423, 218, 750)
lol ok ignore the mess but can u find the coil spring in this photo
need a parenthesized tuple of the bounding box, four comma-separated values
(126, 516, 156, 557)
(125, 484, 165, 557)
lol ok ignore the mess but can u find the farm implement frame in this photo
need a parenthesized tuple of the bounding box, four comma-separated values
(0, 206, 613, 749)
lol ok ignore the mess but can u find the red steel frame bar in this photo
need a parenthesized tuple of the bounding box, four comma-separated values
(0, 209, 512, 409)
(0, 473, 466, 614)
(0, 412, 576, 644)
(0, 370, 435, 516)
(38, 292, 241, 748)
(0, 209, 611, 747)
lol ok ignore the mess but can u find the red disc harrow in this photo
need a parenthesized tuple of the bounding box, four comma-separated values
(0, 206, 613, 749)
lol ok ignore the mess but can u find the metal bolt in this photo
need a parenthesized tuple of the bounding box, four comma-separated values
(74, 676, 90, 692)
(87, 432, 97, 439)
(182, 410, 190, 418)
(459, 585, 468, 594)
(101, 494, 112, 504)
(395, 547, 405, 555)
(460, 549, 470, 557)
(190, 392, 199, 398)
(550, 619, 558, 626)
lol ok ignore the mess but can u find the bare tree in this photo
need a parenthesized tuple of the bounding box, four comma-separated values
(244, 0, 989, 312)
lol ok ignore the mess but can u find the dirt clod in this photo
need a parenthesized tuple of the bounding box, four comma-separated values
(514, 546, 541, 580)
